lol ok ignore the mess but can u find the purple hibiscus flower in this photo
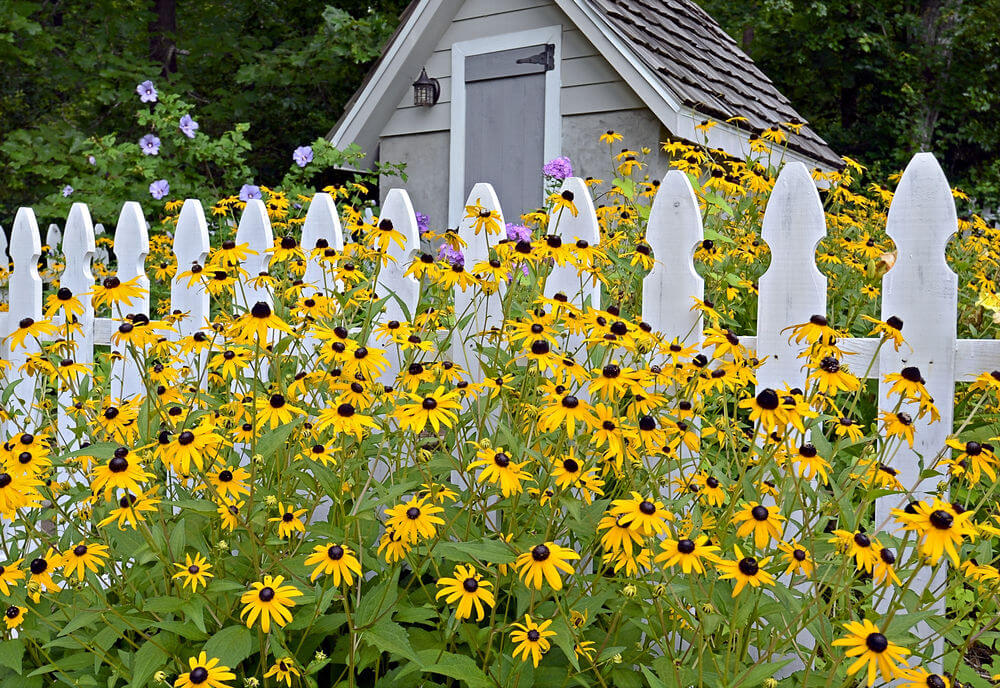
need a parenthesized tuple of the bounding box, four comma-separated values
(139, 134, 161, 156)
(62, 185, 74, 197)
(179, 114, 199, 139)
(415, 212, 430, 235)
(292, 145, 313, 168)
(87, 155, 96, 165)
(136, 80, 157, 103)
(149, 179, 170, 200)
(543, 156, 573, 179)
(505, 223, 531, 242)
(240, 184, 262, 201)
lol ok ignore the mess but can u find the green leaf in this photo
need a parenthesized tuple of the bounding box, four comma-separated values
(726, 658, 794, 688)
(203, 625, 254, 667)
(59, 610, 104, 636)
(0, 639, 24, 675)
(130, 642, 167, 688)
(435, 538, 516, 564)
(416, 650, 491, 687)
(256, 417, 305, 459)
(362, 619, 420, 664)
(641, 666, 667, 688)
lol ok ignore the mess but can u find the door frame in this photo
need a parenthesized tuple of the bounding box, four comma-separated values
(448, 25, 562, 227)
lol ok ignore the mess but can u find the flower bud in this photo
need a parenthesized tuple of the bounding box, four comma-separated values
(623, 584, 637, 597)
(154, 671, 168, 684)
(612, 653, 623, 664)
(265, 495, 278, 506)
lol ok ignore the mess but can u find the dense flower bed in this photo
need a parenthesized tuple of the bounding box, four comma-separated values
(1, 127, 1000, 688)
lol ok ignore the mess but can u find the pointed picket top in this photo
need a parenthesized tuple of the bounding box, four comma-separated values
(459, 183, 505, 268)
(171, 200, 211, 338)
(756, 162, 827, 390)
(114, 202, 150, 303)
(642, 170, 704, 345)
(94, 223, 105, 235)
(544, 176, 600, 307)
(59, 203, 97, 364)
(301, 192, 343, 293)
(46, 223, 62, 252)
(375, 188, 420, 323)
(8, 207, 43, 335)
(234, 198, 275, 310)
(0, 224, 8, 268)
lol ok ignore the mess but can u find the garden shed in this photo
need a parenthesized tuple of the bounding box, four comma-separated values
(327, 0, 842, 228)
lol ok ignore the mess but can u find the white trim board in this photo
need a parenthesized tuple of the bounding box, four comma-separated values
(448, 25, 563, 227)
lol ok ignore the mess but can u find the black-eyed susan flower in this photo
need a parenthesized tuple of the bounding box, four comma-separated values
(515, 542, 579, 590)
(228, 302, 293, 344)
(270, 502, 307, 539)
(466, 445, 531, 497)
(435, 564, 495, 621)
(715, 546, 774, 596)
(831, 619, 910, 687)
(61, 542, 109, 581)
(892, 498, 976, 565)
(304, 544, 362, 585)
(609, 492, 671, 536)
(0, 559, 24, 595)
(174, 652, 235, 688)
(314, 403, 378, 439)
(90, 447, 152, 499)
(6, 317, 58, 351)
(4, 605, 25, 630)
(172, 552, 214, 591)
(777, 540, 814, 576)
(509, 615, 556, 667)
(384, 497, 445, 544)
(239, 575, 302, 633)
(263, 658, 301, 687)
(654, 535, 720, 574)
(393, 387, 462, 433)
(732, 502, 785, 549)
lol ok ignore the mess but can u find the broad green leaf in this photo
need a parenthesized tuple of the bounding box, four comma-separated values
(0, 639, 24, 675)
(130, 642, 167, 688)
(435, 538, 516, 564)
(416, 650, 491, 688)
(203, 625, 254, 668)
(362, 619, 420, 664)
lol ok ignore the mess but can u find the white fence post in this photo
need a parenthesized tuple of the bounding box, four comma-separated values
(5, 208, 43, 429)
(544, 177, 600, 311)
(875, 153, 958, 668)
(301, 192, 343, 294)
(110, 203, 150, 401)
(374, 189, 420, 327)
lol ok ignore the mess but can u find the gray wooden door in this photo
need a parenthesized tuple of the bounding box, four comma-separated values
(464, 44, 552, 223)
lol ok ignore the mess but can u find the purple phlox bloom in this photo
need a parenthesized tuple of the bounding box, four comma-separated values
(505, 223, 531, 242)
(179, 114, 199, 139)
(437, 244, 465, 267)
(240, 184, 262, 201)
(415, 212, 430, 235)
(543, 156, 573, 179)
(139, 134, 161, 156)
(292, 145, 313, 168)
(136, 80, 157, 103)
(149, 179, 170, 200)
(87, 155, 96, 165)
(62, 185, 74, 197)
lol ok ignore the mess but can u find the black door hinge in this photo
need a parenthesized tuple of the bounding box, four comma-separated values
(516, 44, 555, 71)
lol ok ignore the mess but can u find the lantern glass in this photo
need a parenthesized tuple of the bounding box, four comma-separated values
(412, 68, 440, 107)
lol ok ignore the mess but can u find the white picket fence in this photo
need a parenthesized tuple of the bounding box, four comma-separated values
(2, 152, 1000, 668)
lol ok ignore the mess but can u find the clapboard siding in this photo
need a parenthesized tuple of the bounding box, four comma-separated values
(380, 0, 641, 137)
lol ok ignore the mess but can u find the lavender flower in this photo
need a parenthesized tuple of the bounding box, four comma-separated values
(437, 244, 465, 267)
(62, 185, 74, 197)
(505, 223, 531, 242)
(149, 179, 170, 200)
(136, 80, 158, 103)
(87, 155, 96, 166)
(179, 115, 199, 139)
(415, 212, 430, 235)
(292, 146, 313, 168)
(240, 184, 262, 201)
(543, 156, 573, 179)
(139, 134, 161, 156)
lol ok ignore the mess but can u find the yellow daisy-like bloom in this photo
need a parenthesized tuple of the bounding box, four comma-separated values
(777, 540, 815, 576)
(228, 301, 294, 344)
(239, 575, 302, 633)
(731, 502, 785, 549)
(609, 492, 672, 536)
(0, 559, 25, 595)
(90, 275, 145, 309)
(715, 546, 774, 596)
(314, 402, 379, 439)
(393, 386, 462, 433)
(891, 498, 976, 565)
(509, 615, 557, 667)
(172, 553, 214, 591)
(4, 605, 26, 630)
(61, 542, 109, 581)
(384, 497, 445, 544)
(255, 393, 305, 430)
(263, 657, 301, 687)
(654, 535, 720, 574)
(304, 544, 362, 585)
(831, 619, 910, 687)
(466, 446, 532, 497)
(6, 317, 58, 351)
(269, 503, 308, 539)
(89, 447, 152, 499)
(174, 652, 236, 688)
(899, 666, 949, 688)
(435, 564, 496, 621)
(515, 542, 580, 590)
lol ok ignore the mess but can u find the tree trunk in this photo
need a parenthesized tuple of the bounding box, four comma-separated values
(913, 0, 961, 150)
(149, 0, 178, 77)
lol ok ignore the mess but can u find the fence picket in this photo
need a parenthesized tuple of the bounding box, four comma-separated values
(544, 177, 600, 311)
(5, 208, 43, 428)
(875, 152, 958, 667)
(234, 199, 275, 313)
(301, 192, 343, 294)
(110, 202, 150, 400)
(643, 170, 704, 345)
(453, 183, 505, 382)
(374, 189, 420, 326)
(171, 200, 211, 381)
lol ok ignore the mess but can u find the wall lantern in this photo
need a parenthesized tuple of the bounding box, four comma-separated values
(412, 67, 440, 106)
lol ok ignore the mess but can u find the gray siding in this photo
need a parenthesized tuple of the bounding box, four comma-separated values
(379, 132, 450, 232)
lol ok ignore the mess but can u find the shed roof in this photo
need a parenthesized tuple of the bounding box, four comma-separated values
(327, 0, 842, 170)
